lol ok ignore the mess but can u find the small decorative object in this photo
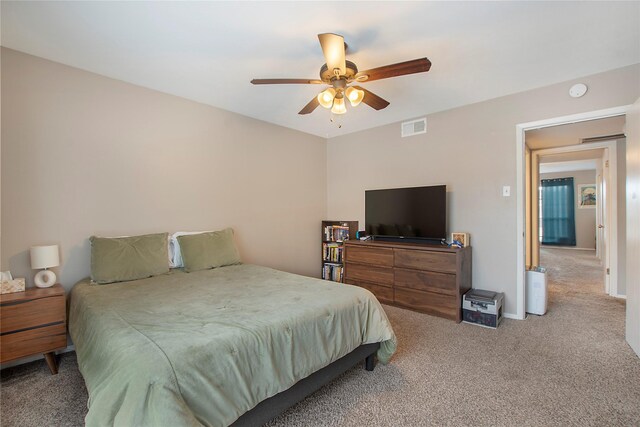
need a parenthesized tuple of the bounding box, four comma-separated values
(1, 271, 26, 294)
(578, 184, 596, 208)
(1, 278, 26, 294)
(30, 245, 60, 288)
(451, 232, 470, 247)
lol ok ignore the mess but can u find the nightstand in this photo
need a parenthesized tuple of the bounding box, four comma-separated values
(0, 284, 67, 374)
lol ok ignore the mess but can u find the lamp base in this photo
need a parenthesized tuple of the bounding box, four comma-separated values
(34, 269, 56, 288)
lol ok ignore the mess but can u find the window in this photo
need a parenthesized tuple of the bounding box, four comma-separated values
(540, 177, 577, 246)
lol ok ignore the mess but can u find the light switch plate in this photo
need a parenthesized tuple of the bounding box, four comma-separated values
(502, 186, 511, 197)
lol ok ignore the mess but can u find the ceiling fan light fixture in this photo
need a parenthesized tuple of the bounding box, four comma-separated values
(331, 96, 347, 114)
(317, 88, 336, 109)
(345, 87, 365, 107)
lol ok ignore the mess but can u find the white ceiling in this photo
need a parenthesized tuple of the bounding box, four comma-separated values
(526, 116, 625, 150)
(2, 1, 639, 138)
(539, 159, 599, 175)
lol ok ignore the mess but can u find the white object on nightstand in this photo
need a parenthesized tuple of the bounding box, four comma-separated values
(30, 245, 60, 288)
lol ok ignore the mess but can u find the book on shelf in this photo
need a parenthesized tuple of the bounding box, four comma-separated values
(322, 263, 343, 282)
(323, 225, 350, 242)
(322, 243, 344, 263)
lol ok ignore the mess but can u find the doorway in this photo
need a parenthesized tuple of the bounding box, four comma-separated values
(534, 149, 607, 299)
(515, 106, 629, 320)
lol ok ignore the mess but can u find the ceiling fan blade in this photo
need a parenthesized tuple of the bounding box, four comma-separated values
(356, 58, 431, 82)
(298, 96, 320, 115)
(352, 86, 390, 110)
(318, 33, 346, 76)
(251, 78, 323, 85)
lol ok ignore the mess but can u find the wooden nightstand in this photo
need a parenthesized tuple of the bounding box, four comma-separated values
(0, 284, 67, 374)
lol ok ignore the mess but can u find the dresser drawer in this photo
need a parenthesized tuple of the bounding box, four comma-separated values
(395, 268, 457, 296)
(1, 295, 65, 334)
(345, 245, 393, 267)
(0, 323, 67, 363)
(346, 280, 394, 304)
(394, 249, 456, 273)
(394, 288, 459, 321)
(345, 262, 394, 285)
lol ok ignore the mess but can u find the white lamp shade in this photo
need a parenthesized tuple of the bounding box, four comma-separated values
(30, 245, 60, 269)
(345, 87, 365, 107)
(331, 97, 347, 114)
(317, 88, 336, 109)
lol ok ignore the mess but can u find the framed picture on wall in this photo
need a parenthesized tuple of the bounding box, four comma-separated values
(578, 184, 596, 208)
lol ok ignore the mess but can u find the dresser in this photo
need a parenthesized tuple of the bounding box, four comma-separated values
(344, 240, 471, 322)
(0, 284, 67, 374)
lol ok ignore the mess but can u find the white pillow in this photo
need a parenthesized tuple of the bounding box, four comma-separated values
(169, 231, 210, 268)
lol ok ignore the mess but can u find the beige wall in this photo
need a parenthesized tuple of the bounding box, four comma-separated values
(326, 64, 640, 315)
(539, 170, 597, 249)
(1, 48, 327, 291)
(625, 97, 640, 357)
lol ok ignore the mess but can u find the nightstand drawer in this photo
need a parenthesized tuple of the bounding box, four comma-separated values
(0, 323, 67, 362)
(1, 295, 65, 334)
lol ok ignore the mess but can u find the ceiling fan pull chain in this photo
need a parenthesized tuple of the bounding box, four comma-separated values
(330, 113, 343, 129)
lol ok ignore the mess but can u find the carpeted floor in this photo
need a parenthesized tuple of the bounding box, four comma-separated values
(1, 248, 638, 426)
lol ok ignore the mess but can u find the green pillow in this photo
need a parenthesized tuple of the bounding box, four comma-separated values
(90, 233, 169, 284)
(177, 228, 241, 273)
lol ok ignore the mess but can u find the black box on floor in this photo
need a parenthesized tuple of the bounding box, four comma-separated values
(462, 289, 504, 329)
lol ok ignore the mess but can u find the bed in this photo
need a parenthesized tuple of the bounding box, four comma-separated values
(69, 263, 396, 426)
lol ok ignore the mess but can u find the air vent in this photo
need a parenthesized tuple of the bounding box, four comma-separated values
(580, 133, 625, 144)
(401, 118, 427, 137)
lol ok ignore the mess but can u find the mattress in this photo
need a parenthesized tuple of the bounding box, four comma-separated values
(69, 264, 396, 427)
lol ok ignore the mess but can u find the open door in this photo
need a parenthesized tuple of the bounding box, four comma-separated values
(626, 97, 640, 358)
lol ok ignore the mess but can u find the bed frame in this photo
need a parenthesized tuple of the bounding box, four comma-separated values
(232, 342, 380, 426)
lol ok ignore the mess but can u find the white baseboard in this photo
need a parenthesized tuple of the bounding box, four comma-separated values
(540, 246, 596, 251)
(614, 294, 627, 300)
(503, 312, 524, 320)
(0, 344, 75, 370)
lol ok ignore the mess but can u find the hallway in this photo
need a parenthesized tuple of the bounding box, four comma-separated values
(539, 246, 627, 350)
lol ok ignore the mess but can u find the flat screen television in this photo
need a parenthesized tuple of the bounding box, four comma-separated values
(365, 185, 446, 242)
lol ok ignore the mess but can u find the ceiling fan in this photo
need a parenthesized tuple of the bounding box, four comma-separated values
(251, 33, 432, 115)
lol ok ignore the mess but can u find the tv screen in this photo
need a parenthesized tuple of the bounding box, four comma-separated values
(365, 185, 446, 241)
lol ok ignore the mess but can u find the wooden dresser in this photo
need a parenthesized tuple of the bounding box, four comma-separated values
(0, 284, 67, 374)
(344, 240, 471, 322)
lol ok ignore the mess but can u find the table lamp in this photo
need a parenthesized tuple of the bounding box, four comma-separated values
(30, 245, 60, 288)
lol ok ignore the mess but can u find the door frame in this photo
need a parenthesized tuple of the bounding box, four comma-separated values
(515, 105, 630, 320)
(532, 141, 617, 296)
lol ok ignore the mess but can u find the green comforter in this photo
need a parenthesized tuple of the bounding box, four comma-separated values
(69, 264, 396, 427)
